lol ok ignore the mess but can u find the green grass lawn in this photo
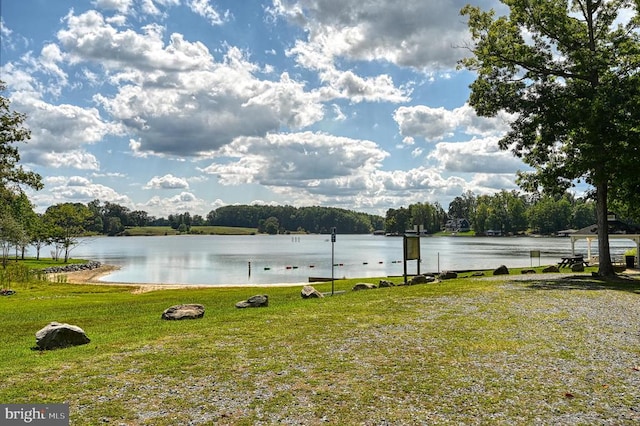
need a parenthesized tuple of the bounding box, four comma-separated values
(5, 257, 87, 269)
(1, 270, 639, 424)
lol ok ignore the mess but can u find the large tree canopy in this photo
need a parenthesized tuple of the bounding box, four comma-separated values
(0, 81, 43, 266)
(0, 81, 42, 195)
(460, 0, 640, 276)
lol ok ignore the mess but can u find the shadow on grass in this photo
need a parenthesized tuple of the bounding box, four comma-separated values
(524, 273, 640, 294)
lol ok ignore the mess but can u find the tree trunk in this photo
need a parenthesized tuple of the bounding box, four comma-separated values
(596, 180, 614, 276)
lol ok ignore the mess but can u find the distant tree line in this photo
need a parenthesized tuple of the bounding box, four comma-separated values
(387, 190, 599, 236)
(207, 205, 384, 234)
(384, 202, 447, 235)
(78, 201, 384, 235)
(83, 200, 209, 235)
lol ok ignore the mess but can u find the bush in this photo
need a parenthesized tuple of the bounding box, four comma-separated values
(0, 263, 46, 287)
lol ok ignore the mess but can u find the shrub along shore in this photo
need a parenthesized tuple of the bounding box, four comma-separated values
(1, 267, 639, 425)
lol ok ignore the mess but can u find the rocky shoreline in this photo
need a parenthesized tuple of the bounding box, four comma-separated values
(41, 261, 103, 274)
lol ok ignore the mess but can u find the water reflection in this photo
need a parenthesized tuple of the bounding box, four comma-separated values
(34, 234, 635, 286)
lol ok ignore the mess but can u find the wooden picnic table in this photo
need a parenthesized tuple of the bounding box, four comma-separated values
(558, 255, 589, 268)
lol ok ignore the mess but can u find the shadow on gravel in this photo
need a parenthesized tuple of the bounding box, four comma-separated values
(524, 274, 640, 294)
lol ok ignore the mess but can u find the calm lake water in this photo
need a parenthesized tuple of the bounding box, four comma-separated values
(43, 234, 636, 286)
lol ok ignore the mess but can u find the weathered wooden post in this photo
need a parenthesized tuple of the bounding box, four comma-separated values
(331, 227, 336, 295)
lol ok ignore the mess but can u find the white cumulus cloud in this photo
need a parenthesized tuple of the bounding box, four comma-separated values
(144, 174, 190, 189)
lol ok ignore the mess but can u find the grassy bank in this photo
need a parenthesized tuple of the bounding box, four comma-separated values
(0, 258, 87, 288)
(1, 273, 639, 424)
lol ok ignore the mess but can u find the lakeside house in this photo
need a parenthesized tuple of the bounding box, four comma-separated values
(445, 218, 471, 232)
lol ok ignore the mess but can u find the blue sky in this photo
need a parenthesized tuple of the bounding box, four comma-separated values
(1, 0, 531, 218)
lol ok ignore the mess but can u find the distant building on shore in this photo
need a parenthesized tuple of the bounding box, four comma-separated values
(445, 218, 471, 232)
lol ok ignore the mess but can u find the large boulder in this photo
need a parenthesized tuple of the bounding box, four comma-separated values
(161, 303, 205, 320)
(352, 282, 377, 291)
(493, 265, 510, 275)
(439, 271, 458, 280)
(36, 322, 90, 350)
(378, 279, 396, 288)
(301, 285, 324, 298)
(236, 294, 269, 308)
(543, 265, 560, 273)
(571, 263, 585, 272)
(410, 274, 436, 285)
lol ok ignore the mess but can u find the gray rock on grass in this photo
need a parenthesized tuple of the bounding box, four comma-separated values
(36, 322, 90, 350)
(352, 282, 377, 291)
(161, 304, 205, 320)
(439, 271, 458, 280)
(409, 274, 435, 285)
(236, 295, 269, 308)
(301, 285, 324, 298)
(571, 263, 585, 272)
(493, 265, 510, 275)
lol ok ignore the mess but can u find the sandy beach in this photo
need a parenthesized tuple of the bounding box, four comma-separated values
(52, 264, 310, 292)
